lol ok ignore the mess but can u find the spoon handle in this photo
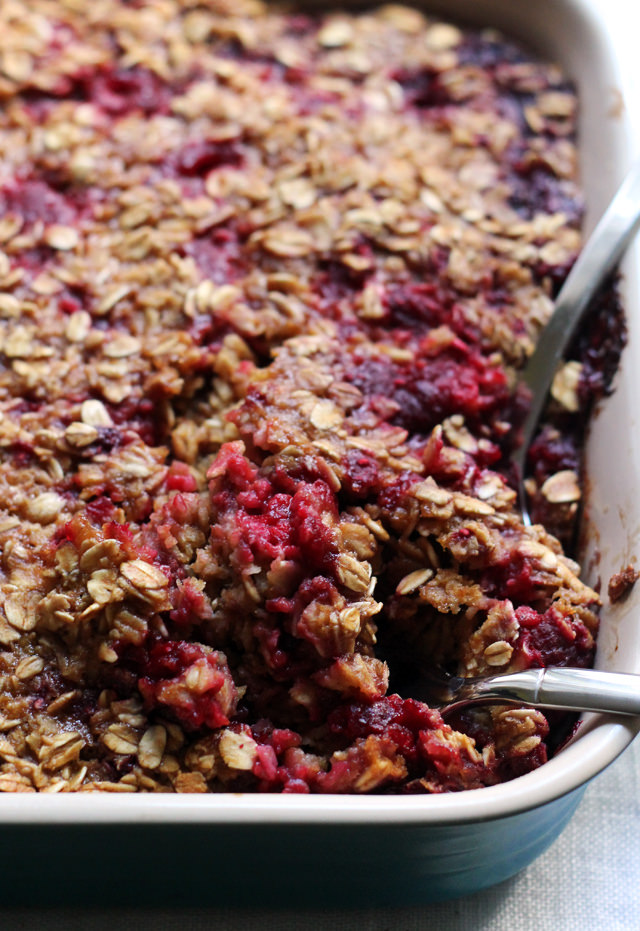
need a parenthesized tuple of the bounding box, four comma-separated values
(516, 160, 640, 474)
(469, 667, 640, 715)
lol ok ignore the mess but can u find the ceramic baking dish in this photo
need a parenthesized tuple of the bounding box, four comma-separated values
(1, 0, 639, 907)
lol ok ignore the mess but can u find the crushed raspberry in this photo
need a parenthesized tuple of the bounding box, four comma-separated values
(166, 462, 198, 493)
(527, 425, 580, 487)
(0, 178, 77, 226)
(107, 396, 167, 447)
(392, 66, 454, 109)
(346, 348, 510, 438)
(84, 496, 119, 525)
(340, 450, 382, 502)
(513, 605, 594, 668)
(76, 64, 174, 116)
(169, 578, 213, 628)
(208, 443, 339, 572)
(384, 280, 479, 337)
(325, 696, 498, 790)
(180, 226, 248, 283)
(121, 637, 238, 731)
(507, 152, 584, 224)
(174, 140, 244, 176)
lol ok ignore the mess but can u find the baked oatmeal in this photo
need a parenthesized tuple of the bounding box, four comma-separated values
(0, 0, 625, 793)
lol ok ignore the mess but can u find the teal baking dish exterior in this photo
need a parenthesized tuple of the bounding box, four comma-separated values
(0, 786, 584, 906)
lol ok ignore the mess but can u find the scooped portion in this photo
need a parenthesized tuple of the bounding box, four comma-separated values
(0, 0, 624, 793)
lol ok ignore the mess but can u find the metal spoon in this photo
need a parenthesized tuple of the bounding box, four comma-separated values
(514, 160, 640, 525)
(410, 666, 640, 717)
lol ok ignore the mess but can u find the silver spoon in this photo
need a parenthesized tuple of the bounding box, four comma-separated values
(411, 666, 640, 717)
(513, 160, 640, 525)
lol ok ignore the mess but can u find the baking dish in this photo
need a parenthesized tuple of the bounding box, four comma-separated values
(1, 0, 639, 907)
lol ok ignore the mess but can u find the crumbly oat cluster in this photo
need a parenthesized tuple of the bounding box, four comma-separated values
(0, 0, 622, 793)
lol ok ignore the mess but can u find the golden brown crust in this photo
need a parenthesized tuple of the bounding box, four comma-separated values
(0, 1, 601, 793)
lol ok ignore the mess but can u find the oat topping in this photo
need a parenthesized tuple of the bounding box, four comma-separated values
(0, 0, 626, 794)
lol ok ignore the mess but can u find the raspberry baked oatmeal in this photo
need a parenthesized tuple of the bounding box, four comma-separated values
(0, 0, 625, 794)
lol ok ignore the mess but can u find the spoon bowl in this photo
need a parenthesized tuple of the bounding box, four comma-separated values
(515, 160, 640, 524)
